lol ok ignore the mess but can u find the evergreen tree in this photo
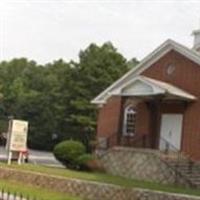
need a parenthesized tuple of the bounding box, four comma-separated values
(0, 43, 139, 150)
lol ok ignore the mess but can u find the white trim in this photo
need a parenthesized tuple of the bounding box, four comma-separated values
(123, 105, 136, 136)
(110, 76, 165, 96)
(141, 76, 196, 100)
(91, 39, 200, 105)
(91, 40, 172, 104)
(109, 75, 196, 101)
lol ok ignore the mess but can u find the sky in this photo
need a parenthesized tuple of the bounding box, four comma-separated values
(0, 0, 200, 64)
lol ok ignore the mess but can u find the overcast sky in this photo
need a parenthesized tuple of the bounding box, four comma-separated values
(0, 0, 200, 64)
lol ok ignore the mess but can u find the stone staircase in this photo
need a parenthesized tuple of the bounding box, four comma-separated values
(164, 159, 200, 188)
(99, 146, 200, 189)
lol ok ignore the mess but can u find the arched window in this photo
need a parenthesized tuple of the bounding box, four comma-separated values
(123, 106, 136, 136)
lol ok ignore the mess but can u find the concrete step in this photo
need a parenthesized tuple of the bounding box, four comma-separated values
(187, 177, 200, 181)
(168, 161, 200, 165)
(163, 158, 200, 188)
(170, 166, 200, 171)
(101, 147, 200, 189)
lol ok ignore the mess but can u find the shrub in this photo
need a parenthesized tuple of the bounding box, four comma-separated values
(53, 140, 86, 169)
(76, 154, 95, 171)
(76, 154, 105, 172)
(86, 159, 105, 172)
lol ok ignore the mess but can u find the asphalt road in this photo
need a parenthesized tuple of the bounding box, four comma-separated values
(0, 146, 64, 168)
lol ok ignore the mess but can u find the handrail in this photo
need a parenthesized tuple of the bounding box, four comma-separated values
(159, 136, 199, 188)
(95, 133, 118, 150)
(96, 132, 150, 152)
(95, 132, 150, 157)
(160, 137, 194, 162)
(122, 133, 150, 148)
(159, 137, 180, 152)
(96, 133, 199, 187)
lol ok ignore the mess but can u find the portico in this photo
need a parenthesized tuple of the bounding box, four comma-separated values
(109, 75, 196, 150)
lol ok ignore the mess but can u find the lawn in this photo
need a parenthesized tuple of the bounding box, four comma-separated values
(2, 163, 200, 197)
(0, 179, 82, 200)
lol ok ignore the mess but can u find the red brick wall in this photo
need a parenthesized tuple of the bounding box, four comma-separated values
(160, 102, 185, 114)
(121, 99, 150, 137)
(97, 50, 200, 160)
(135, 102, 150, 136)
(120, 100, 151, 147)
(97, 96, 122, 144)
(142, 50, 200, 160)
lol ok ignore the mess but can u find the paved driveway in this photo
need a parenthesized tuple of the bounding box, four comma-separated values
(0, 146, 63, 168)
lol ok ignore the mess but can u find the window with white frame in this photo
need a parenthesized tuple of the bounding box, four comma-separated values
(123, 106, 136, 136)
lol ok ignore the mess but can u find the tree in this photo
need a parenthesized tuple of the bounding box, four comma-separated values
(67, 42, 135, 149)
(127, 58, 139, 69)
(0, 43, 139, 151)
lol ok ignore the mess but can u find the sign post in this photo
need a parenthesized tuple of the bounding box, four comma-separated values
(7, 119, 28, 165)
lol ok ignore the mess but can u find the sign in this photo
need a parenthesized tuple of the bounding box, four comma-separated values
(8, 120, 28, 152)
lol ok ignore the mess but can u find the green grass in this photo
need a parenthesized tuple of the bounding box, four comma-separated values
(0, 179, 82, 200)
(2, 163, 200, 197)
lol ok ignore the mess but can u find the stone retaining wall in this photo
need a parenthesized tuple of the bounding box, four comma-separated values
(100, 147, 188, 186)
(135, 189, 200, 200)
(0, 167, 199, 200)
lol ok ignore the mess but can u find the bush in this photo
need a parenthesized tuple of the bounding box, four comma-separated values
(76, 154, 95, 171)
(76, 154, 105, 172)
(53, 140, 86, 169)
(86, 159, 105, 172)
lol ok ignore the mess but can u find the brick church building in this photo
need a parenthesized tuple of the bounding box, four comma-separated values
(92, 28, 200, 161)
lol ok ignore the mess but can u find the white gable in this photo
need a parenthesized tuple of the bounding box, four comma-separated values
(109, 76, 196, 101)
(121, 80, 164, 96)
(123, 80, 154, 95)
(92, 39, 200, 104)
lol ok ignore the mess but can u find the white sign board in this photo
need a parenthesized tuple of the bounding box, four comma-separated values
(9, 120, 28, 152)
